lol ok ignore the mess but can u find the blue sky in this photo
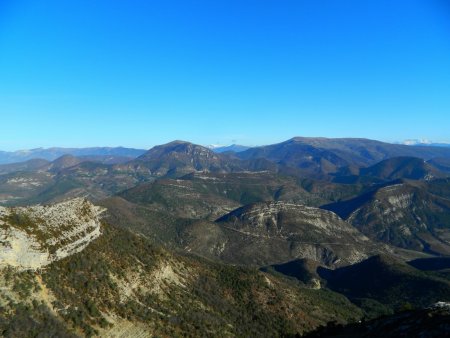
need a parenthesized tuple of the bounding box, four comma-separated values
(0, 0, 449, 150)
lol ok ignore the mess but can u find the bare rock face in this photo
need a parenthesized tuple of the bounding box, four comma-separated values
(192, 201, 380, 267)
(218, 201, 365, 238)
(0, 198, 104, 269)
(346, 184, 450, 255)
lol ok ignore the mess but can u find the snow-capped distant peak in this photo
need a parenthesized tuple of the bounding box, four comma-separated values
(206, 144, 223, 150)
(403, 139, 433, 146)
(207, 144, 251, 153)
(402, 139, 450, 147)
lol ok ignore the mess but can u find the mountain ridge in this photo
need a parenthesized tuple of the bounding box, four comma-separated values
(0, 147, 146, 165)
(237, 137, 450, 174)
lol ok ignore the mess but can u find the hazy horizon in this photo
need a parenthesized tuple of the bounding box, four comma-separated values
(1, 136, 450, 153)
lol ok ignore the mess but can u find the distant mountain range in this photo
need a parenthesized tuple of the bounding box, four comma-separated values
(236, 137, 450, 179)
(2, 137, 450, 206)
(3, 137, 450, 168)
(208, 144, 251, 153)
(121, 137, 450, 180)
(0, 146, 146, 164)
(0, 144, 251, 166)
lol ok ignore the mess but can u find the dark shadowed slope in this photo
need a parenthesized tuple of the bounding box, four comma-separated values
(318, 255, 450, 310)
(333, 156, 446, 184)
(305, 304, 450, 338)
(359, 156, 445, 181)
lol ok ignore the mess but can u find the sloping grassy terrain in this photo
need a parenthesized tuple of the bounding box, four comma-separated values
(0, 222, 364, 337)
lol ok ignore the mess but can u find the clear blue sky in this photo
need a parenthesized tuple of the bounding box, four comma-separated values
(0, 0, 449, 150)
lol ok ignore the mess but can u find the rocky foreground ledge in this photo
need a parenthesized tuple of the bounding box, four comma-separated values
(0, 198, 104, 269)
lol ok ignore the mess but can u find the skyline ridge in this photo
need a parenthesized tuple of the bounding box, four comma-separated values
(1, 136, 450, 153)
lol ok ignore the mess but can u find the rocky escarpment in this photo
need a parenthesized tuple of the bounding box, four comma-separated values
(218, 201, 364, 238)
(219, 201, 375, 264)
(0, 198, 104, 269)
(342, 183, 450, 255)
(184, 201, 380, 267)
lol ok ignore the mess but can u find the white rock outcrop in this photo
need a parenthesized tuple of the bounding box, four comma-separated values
(0, 198, 104, 270)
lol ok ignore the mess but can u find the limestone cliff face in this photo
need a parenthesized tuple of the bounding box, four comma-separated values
(186, 201, 381, 267)
(346, 183, 450, 254)
(0, 198, 104, 269)
(219, 201, 366, 238)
